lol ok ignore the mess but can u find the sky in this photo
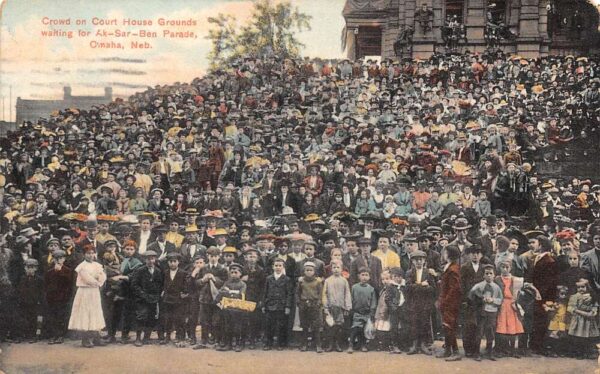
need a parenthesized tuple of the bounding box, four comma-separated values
(0, 0, 346, 121)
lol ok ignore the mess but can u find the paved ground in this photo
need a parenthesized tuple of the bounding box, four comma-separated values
(0, 340, 596, 374)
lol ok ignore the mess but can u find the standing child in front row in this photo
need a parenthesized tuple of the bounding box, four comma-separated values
(373, 270, 401, 353)
(262, 258, 293, 350)
(217, 263, 247, 352)
(296, 261, 324, 353)
(347, 267, 377, 354)
(323, 259, 352, 352)
(468, 264, 503, 361)
(545, 285, 569, 357)
(567, 278, 600, 359)
(495, 260, 524, 358)
(15, 259, 43, 343)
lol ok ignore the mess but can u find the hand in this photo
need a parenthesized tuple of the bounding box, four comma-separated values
(284, 307, 290, 315)
(421, 281, 429, 287)
(54, 263, 62, 271)
(428, 269, 436, 276)
(261, 307, 266, 314)
(180, 293, 189, 299)
(241, 275, 248, 282)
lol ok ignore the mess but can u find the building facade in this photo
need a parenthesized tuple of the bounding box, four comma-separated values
(16, 87, 112, 125)
(343, 0, 600, 59)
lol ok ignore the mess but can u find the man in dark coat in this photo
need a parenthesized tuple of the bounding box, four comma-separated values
(437, 245, 462, 361)
(131, 250, 164, 346)
(527, 235, 559, 355)
(405, 250, 437, 355)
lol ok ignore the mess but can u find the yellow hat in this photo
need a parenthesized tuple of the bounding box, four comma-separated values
(223, 246, 237, 254)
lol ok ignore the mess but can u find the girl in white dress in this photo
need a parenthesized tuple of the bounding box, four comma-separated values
(68, 245, 107, 348)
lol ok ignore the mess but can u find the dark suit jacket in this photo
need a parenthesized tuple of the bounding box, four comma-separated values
(349, 255, 382, 292)
(131, 266, 164, 304)
(460, 261, 485, 303)
(530, 253, 559, 302)
(405, 267, 437, 313)
(476, 234, 496, 260)
(194, 264, 228, 304)
(147, 240, 177, 270)
(162, 268, 188, 304)
(439, 262, 462, 324)
(263, 274, 293, 311)
(179, 243, 206, 266)
(44, 265, 73, 304)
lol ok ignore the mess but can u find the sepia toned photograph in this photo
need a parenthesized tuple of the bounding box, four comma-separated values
(1, 0, 600, 372)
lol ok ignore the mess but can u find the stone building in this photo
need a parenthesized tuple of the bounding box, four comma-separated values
(16, 87, 112, 124)
(342, 0, 600, 59)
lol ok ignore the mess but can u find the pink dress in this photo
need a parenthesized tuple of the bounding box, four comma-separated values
(496, 276, 524, 335)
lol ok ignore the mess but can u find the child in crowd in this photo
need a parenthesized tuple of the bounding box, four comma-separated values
(296, 261, 323, 353)
(567, 278, 599, 359)
(322, 259, 352, 352)
(15, 259, 43, 343)
(559, 250, 591, 296)
(468, 264, 503, 361)
(406, 250, 436, 355)
(217, 263, 247, 352)
(160, 253, 188, 348)
(43, 249, 72, 345)
(348, 267, 377, 353)
(262, 258, 293, 350)
(373, 270, 401, 353)
(389, 267, 407, 351)
(545, 285, 569, 357)
(495, 260, 524, 358)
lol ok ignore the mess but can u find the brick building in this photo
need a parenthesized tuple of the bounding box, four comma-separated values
(16, 87, 112, 124)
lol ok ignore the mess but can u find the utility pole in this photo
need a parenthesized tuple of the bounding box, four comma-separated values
(9, 86, 12, 122)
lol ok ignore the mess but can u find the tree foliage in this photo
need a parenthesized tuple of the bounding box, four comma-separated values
(206, 0, 312, 70)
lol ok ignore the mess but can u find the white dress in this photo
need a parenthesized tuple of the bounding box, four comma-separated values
(68, 260, 107, 331)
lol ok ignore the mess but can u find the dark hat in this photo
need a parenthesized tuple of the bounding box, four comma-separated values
(143, 250, 158, 257)
(167, 252, 181, 261)
(357, 237, 372, 245)
(228, 262, 243, 273)
(153, 224, 168, 233)
(404, 234, 418, 243)
(104, 239, 119, 247)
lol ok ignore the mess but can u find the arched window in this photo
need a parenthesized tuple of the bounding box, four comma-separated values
(446, 0, 465, 23)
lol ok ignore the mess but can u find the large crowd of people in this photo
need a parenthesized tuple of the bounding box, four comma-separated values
(1, 50, 600, 361)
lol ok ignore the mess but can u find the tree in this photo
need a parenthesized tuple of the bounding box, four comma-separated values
(206, 0, 311, 70)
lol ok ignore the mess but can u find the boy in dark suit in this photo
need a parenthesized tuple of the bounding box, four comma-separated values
(405, 250, 436, 355)
(192, 246, 228, 349)
(460, 245, 485, 358)
(43, 249, 72, 344)
(131, 250, 164, 346)
(159, 253, 188, 347)
(15, 259, 43, 343)
(262, 258, 293, 350)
